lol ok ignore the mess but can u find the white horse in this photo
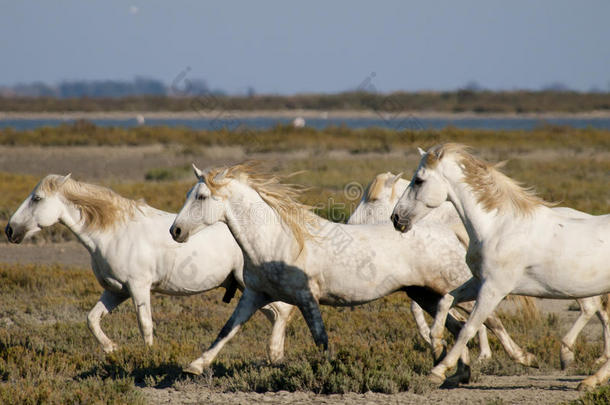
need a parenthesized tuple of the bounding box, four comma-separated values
(5, 174, 294, 361)
(358, 171, 610, 370)
(170, 163, 536, 380)
(348, 172, 492, 360)
(391, 143, 610, 390)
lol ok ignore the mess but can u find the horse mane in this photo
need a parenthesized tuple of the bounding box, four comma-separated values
(203, 162, 317, 250)
(364, 173, 389, 202)
(364, 172, 404, 202)
(426, 143, 553, 216)
(38, 175, 145, 231)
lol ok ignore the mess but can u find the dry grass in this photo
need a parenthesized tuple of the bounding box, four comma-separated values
(0, 262, 606, 403)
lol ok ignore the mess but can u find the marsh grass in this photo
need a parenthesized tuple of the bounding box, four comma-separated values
(0, 262, 607, 401)
(1, 122, 609, 153)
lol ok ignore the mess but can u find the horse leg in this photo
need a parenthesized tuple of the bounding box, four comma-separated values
(430, 277, 481, 361)
(481, 311, 537, 367)
(87, 290, 128, 353)
(129, 282, 154, 346)
(430, 281, 506, 387)
(448, 307, 491, 361)
(295, 290, 329, 352)
(259, 302, 295, 363)
(579, 355, 610, 390)
(560, 297, 598, 369)
(476, 325, 492, 361)
(184, 288, 271, 375)
(411, 301, 432, 345)
(454, 300, 535, 366)
(594, 296, 610, 365)
(405, 287, 472, 384)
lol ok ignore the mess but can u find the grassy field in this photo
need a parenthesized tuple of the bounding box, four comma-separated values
(0, 125, 609, 403)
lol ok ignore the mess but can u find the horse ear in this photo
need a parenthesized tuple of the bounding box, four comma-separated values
(392, 172, 403, 184)
(417, 147, 426, 156)
(58, 173, 71, 186)
(192, 163, 204, 180)
(214, 168, 229, 182)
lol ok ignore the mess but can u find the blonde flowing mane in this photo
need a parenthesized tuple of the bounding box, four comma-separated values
(425, 143, 553, 216)
(203, 162, 317, 249)
(364, 172, 402, 202)
(38, 175, 145, 230)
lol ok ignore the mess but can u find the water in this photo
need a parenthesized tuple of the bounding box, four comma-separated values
(2, 116, 610, 131)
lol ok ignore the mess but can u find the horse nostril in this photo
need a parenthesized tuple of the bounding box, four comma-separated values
(174, 227, 181, 237)
(391, 213, 399, 227)
(5, 224, 13, 239)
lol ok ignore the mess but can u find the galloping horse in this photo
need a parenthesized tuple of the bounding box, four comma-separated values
(392, 144, 610, 389)
(170, 163, 536, 379)
(5, 174, 294, 360)
(361, 171, 610, 370)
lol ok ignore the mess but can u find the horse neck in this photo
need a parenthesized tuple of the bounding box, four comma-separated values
(58, 198, 128, 253)
(441, 163, 498, 243)
(223, 182, 301, 265)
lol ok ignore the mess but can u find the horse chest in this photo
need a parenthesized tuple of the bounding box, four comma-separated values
(90, 254, 127, 292)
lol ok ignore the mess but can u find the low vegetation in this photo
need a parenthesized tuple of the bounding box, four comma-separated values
(2, 90, 610, 113)
(1, 121, 610, 154)
(0, 262, 606, 403)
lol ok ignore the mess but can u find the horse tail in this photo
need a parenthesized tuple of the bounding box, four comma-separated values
(506, 295, 539, 320)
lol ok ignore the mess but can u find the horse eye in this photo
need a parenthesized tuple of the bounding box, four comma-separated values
(413, 178, 424, 186)
(32, 195, 42, 202)
(197, 194, 206, 201)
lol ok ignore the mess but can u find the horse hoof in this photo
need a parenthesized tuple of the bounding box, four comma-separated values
(560, 347, 574, 370)
(477, 352, 492, 362)
(103, 343, 118, 354)
(577, 381, 595, 392)
(183, 362, 204, 375)
(428, 371, 445, 385)
(440, 374, 463, 389)
(594, 356, 608, 365)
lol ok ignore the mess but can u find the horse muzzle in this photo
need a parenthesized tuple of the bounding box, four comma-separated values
(391, 213, 411, 233)
(5, 223, 25, 244)
(170, 224, 188, 243)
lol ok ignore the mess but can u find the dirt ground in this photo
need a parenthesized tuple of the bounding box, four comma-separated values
(0, 144, 606, 404)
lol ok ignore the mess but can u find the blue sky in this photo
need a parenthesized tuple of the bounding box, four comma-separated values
(1, 1, 609, 94)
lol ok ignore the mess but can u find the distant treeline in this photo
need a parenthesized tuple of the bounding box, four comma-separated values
(2, 90, 610, 113)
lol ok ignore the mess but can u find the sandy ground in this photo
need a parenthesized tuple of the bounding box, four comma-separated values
(141, 373, 587, 404)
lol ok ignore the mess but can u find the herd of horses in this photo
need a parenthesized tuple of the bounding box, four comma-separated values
(5, 143, 610, 391)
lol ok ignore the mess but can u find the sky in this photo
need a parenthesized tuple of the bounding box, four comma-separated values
(1, 1, 609, 94)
